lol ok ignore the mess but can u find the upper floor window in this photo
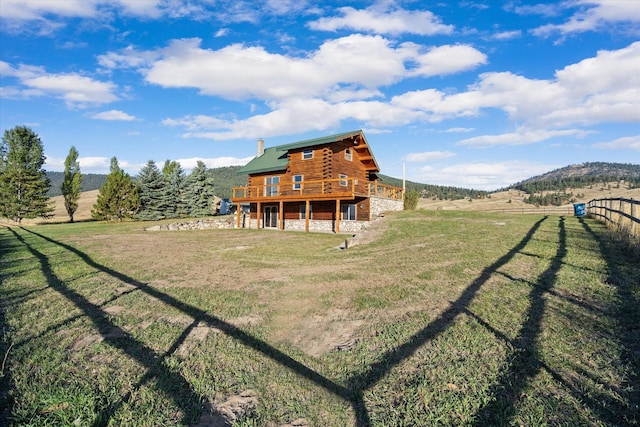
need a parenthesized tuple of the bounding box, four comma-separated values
(265, 176, 279, 197)
(340, 174, 348, 186)
(293, 174, 303, 190)
(302, 149, 313, 160)
(345, 147, 353, 161)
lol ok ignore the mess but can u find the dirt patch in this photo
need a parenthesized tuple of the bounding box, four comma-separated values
(194, 390, 258, 427)
(272, 308, 364, 357)
(69, 326, 126, 352)
(177, 316, 264, 357)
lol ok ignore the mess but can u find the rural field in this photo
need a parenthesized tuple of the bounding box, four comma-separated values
(1, 205, 639, 426)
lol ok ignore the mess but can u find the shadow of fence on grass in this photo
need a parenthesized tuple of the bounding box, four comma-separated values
(471, 216, 566, 424)
(0, 267, 12, 427)
(14, 227, 353, 426)
(10, 216, 553, 426)
(578, 218, 640, 425)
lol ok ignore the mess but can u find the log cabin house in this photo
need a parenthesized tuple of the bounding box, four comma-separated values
(231, 130, 404, 233)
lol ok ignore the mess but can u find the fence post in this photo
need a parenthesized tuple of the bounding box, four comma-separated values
(632, 198, 637, 236)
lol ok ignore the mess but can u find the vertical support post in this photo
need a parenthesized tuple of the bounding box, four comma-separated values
(257, 201, 262, 229)
(631, 198, 637, 237)
(279, 200, 284, 230)
(305, 200, 310, 233)
(335, 199, 341, 233)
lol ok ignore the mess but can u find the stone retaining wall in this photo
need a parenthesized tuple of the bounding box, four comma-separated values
(371, 196, 404, 217)
(145, 217, 235, 231)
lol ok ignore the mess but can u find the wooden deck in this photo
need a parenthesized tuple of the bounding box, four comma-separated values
(232, 178, 403, 203)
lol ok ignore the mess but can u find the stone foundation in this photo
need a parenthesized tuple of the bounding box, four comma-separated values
(371, 196, 404, 217)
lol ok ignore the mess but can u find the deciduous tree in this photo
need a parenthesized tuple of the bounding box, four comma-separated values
(61, 145, 82, 222)
(0, 126, 53, 223)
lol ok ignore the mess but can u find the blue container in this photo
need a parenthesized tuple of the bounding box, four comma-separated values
(573, 203, 586, 217)
(219, 198, 231, 215)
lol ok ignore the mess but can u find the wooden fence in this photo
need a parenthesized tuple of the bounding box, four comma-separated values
(587, 197, 640, 238)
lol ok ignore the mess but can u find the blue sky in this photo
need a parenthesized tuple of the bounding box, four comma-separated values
(1, 1, 639, 191)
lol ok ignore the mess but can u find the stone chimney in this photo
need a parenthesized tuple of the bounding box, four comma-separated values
(257, 138, 264, 156)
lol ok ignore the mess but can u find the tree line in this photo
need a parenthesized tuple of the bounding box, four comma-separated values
(0, 126, 229, 223)
(513, 175, 639, 196)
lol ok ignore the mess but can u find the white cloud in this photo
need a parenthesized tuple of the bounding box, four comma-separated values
(532, 0, 640, 36)
(91, 110, 137, 121)
(108, 36, 485, 103)
(404, 44, 488, 78)
(119, 37, 638, 143)
(308, 3, 454, 35)
(492, 30, 521, 40)
(214, 28, 229, 37)
(413, 161, 560, 191)
(1, 60, 119, 107)
(0, 0, 97, 20)
(458, 128, 590, 148)
(404, 151, 455, 162)
(445, 127, 474, 133)
(593, 135, 640, 151)
(79, 156, 112, 170)
(175, 156, 254, 171)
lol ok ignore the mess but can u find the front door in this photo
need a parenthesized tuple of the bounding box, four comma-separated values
(263, 206, 278, 228)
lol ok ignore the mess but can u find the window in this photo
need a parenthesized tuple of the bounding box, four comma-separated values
(302, 149, 313, 160)
(299, 204, 312, 220)
(292, 174, 303, 190)
(340, 174, 348, 186)
(341, 204, 356, 221)
(265, 176, 279, 197)
(345, 147, 352, 161)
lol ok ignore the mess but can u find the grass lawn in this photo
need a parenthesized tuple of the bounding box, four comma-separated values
(1, 210, 638, 426)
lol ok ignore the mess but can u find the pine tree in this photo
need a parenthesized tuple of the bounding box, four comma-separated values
(92, 157, 140, 221)
(61, 145, 82, 222)
(136, 160, 166, 220)
(186, 160, 216, 217)
(0, 126, 53, 223)
(162, 160, 187, 218)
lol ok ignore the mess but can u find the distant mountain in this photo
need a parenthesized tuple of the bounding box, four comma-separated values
(208, 165, 247, 199)
(46, 171, 107, 197)
(507, 162, 640, 193)
(504, 162, 640, 207)
(515, 162, 640, 184)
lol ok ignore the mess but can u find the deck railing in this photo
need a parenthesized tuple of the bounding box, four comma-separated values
(232, 178, 403, 201)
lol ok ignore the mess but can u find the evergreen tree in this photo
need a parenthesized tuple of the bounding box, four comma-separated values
(61, 145, 82, 222)
(92, 157, 140, 221)
(186, 160, 216, 217)
(0, 126, 53, 223)
(163, 160, 187, 218)
(136, 160, 166, 220)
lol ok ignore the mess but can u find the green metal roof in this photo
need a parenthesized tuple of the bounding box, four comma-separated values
(238, 130, 368, 175)
(237, 145, 289, 175)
